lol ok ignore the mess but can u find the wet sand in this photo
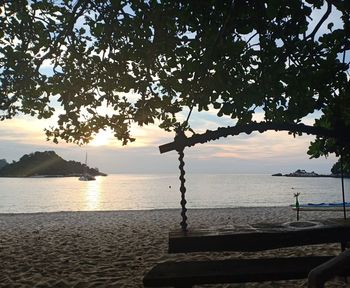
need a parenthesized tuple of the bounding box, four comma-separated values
(0, 207, 349, 287)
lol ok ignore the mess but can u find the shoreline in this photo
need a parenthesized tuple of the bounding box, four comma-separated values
(1, 207, 348, 287)
(0, 205, 296, 215)
(275, 175, 350, 178)
(0, 174, 107, 178)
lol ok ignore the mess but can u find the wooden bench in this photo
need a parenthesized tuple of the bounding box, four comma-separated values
(143, 256, 334, 287)
(143, 219, 350, 287)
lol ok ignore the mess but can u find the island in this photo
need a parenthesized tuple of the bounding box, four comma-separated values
(273, 158, 350, 178)
(0, 151, 107, 177)
(272, 169, 349, 178)
(284, 169, 321, 177)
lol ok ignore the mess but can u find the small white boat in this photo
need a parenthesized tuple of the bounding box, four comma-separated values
(79, 152, 96, 181)
(79, 174, 96, 181)
(292, 202, 350, 211)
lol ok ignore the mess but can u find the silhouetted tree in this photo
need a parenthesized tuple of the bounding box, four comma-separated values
(331, 157, 350, 176)
(1, 1, 349, 157)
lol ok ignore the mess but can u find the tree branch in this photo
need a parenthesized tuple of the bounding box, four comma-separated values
(159, 121, 349, 153)
(307, 1, 332, 40)
(35, 0, 90, 73)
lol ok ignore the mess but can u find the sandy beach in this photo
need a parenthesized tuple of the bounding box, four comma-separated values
(0, 207, 349, 287)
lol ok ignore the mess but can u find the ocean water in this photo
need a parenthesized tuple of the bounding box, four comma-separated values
(0, 174, 349, 213)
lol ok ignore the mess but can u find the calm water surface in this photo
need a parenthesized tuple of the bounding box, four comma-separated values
(0, 174, 349, 213)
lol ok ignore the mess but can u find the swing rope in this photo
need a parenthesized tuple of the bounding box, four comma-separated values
(178, 148, 188, 232)
(174, 128, 188, 231)
(170, 1, 237, 232)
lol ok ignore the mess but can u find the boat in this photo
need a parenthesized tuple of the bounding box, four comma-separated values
(79, 174, 96, 181)
(79, 152, 96, 181)
(292, 202, 350, 211)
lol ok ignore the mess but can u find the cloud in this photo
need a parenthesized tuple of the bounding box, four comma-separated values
(128, 123, 173, 147)
(0, 117, 52, 144)
(0, 113, 173, 150)
(184, 130, 316, 161)
(0, 109, 336, 174)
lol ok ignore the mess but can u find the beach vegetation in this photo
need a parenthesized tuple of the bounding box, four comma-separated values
(0, 1, 349, 158)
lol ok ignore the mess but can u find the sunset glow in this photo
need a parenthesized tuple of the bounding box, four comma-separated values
(90, 131, 113, 147)
(0, 112, 337, 174)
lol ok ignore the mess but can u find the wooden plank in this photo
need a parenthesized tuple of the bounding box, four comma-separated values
(169, 219, 350, 253)
(143, 256, 334, 287)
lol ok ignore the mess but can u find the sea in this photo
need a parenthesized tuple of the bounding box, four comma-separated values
(0, 174, 349, 213)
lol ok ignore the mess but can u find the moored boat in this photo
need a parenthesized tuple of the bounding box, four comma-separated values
(292, 202, 350, 211)
(79, 152, 96, 181)
(79, 174, 96, 181)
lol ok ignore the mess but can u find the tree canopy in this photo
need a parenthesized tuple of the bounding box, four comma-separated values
(331, 157, 350, 176)
(1, 0, 349, 158)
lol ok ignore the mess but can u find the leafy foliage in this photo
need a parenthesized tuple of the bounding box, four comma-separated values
(331, 156, 350, 176)
(0, 1, 349, 155)
(0, 151, 104, 177)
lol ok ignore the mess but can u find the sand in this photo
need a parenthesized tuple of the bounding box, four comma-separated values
(0, 207, 349, 287)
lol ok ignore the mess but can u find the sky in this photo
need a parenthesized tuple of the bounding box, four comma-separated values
(0, 2, 342, 174)
(0, 109, 338, 174)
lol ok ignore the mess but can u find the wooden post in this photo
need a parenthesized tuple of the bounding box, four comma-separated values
(294, 193, 300, 221)
(340, 153, 347, 220)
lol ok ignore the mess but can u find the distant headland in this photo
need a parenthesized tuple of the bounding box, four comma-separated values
(0, 151, 107, 178)
(272, 169, 349, 178)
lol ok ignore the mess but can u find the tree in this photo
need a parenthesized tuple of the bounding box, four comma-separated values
(331, 157, 350, 176)
(1, 1, 349, 157)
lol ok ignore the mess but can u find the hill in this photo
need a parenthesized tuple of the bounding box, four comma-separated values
(0, 151, 106, 177)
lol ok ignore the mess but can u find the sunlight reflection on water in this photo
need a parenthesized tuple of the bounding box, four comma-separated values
(84, 177, 102, 211)
(0, 174, 348, 213)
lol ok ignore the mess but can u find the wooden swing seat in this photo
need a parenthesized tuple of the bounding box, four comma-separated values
(143, 256, 336, 287)
(143, 219, 350, 287)
(169, 219, 350, 253)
